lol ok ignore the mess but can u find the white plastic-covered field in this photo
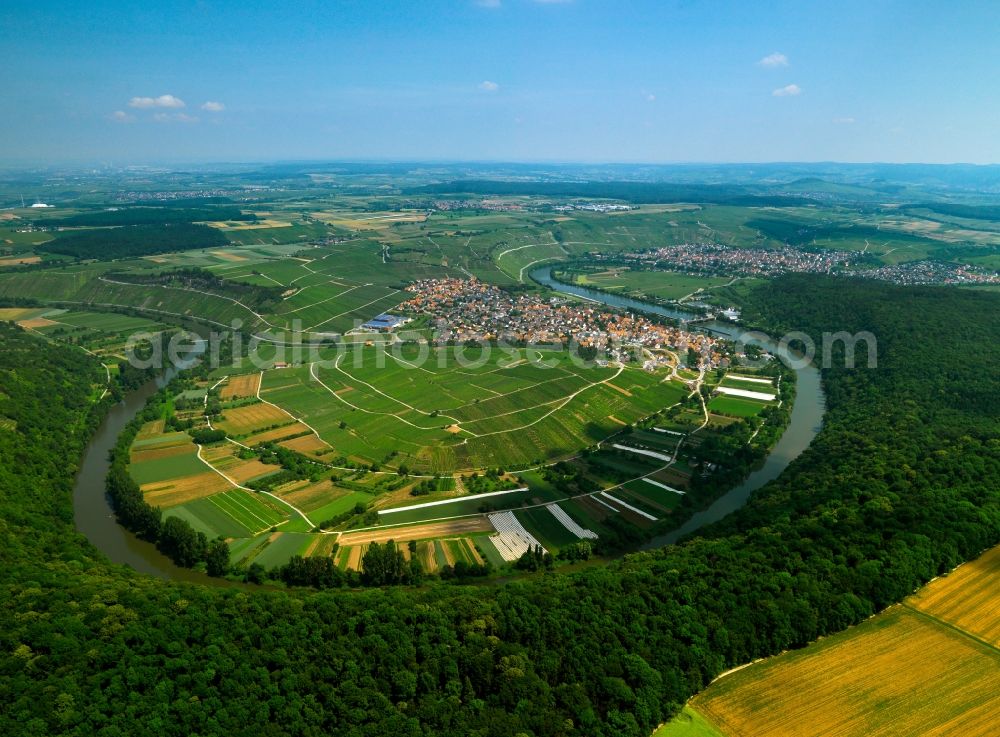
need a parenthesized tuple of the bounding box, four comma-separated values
(643, 478, 684, 495)
(715, 386, 776, 402)
(725, 374, 774, 385)
(600, 492, 658, 521)
(488, 511, 545, 561)
(546, 503, 598, 539)
(612, 443, 672, 462)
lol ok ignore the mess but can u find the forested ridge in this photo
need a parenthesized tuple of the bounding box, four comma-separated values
(40, 206, 255, 228)
(38, 223, 229, 261)
(1, 276, 999, 737)
(409, 180, 813, 207)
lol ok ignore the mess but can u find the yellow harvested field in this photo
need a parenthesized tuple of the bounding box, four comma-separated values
(346, 545, 363, 571)
(201, 444, 236, 462)
(142, 472, 231, 507)
(692, 606, 1000, 737)
(0, 254, 41, 267)
(909, 545, 1000, 647)
(339, 517, 492, 546)
(222, 458, 282, 484)
(17, 317, 58, 329)
(215, 402, 292, 435)
(311, 211, 428, 230)
(279, 479, 344, 511)
(220, 373, 261, 399)
(244, 423, 312, 445)
(136, 419, 166, 438)
(206, 219, 291, 230)
(420, 541, 437, 572)
(0, 307, 42, 320)
(132, 431, 191, 449)
(210, 250, 247, 261)
(440, 540, 456, 566)
(465, 538, 485, 565)
(279, 433, 330, 454)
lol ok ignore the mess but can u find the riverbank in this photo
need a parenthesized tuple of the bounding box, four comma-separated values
(71, 344, 242, 585)
(531, 265, 826, 546)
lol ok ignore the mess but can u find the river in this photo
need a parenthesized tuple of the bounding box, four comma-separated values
(530, 266, 827, 547)
(72, 342, 237, 584)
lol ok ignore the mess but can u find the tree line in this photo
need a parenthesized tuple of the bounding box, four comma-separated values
(38, 223, 229, 260)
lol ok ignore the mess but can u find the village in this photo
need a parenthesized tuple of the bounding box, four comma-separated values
(592, 242, 1000, 287)
(401, 277, 724, 368)
(614, 242, 856, 277)
(843, 259, 1000, 286)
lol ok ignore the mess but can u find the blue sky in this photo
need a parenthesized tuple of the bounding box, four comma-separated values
(3, 0, 999, 164)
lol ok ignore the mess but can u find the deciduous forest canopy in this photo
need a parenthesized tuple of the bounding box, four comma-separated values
(1, 276, 998, 736)
(37, 223, 229, 261)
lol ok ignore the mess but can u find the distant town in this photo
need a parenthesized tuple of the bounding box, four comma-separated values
(594, 242, 1000, 287)
(842, 260, 1000, 286)
(611, 243, 855, 276)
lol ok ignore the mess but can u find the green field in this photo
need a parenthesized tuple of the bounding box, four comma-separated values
(305, 491, 371, 522)
(252, 532, 317, 568)
(707, 395, 768, 417)
(43, 310, 168, 334)
(261, 344, 688, 473)
(515, 505, 582, 550)
(165, 490, 288, 539)
(621, 479, 684, 511)
(561, 268, 735, 300)
(128, 451, 206, 484)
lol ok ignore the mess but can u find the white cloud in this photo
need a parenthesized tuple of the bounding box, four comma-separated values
(201, 101, 225, 112)
(110, 110, 135, 123)
(153, 112, 199, 123)
(758, 52, 789, 68)
(833, 117, 856, 124)
(645, 93, 656, 102)
(128, 94, 186, 109)
(479, 80, 499, 91)
(772, 84, 801, 97)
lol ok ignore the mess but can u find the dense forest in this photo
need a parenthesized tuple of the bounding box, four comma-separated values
(1, 276, 998, 736)
(37, 223, 229, 260)
(900, 202, 1000, 221)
